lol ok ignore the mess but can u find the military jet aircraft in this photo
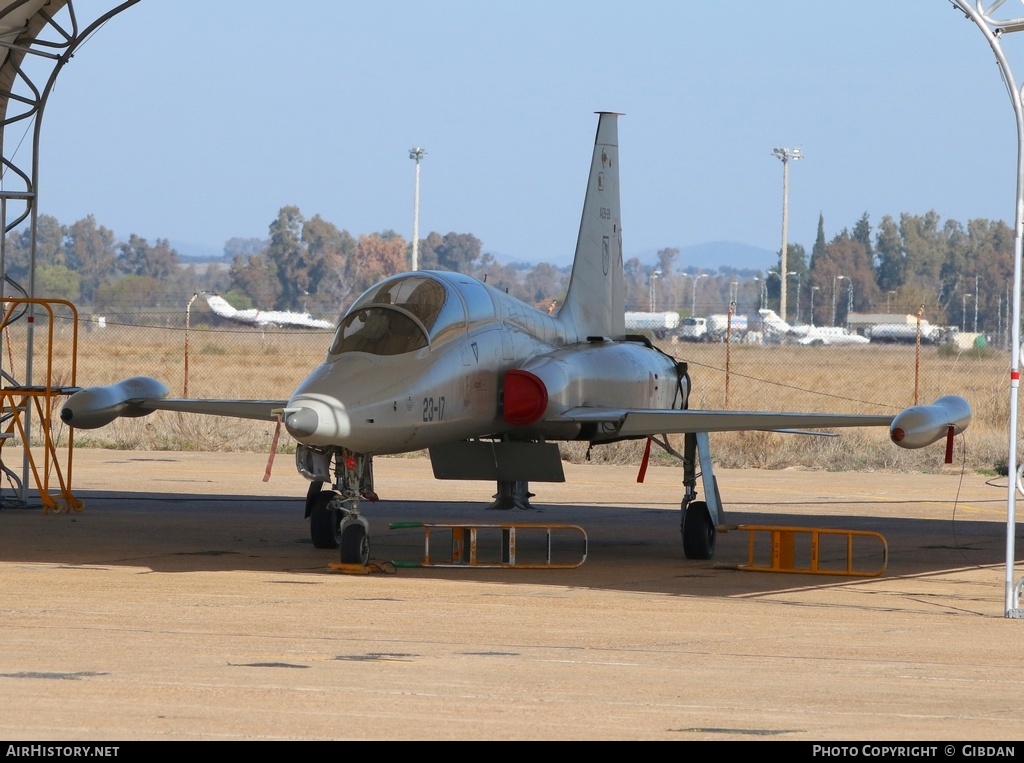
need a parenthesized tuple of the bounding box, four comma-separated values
(61, 113, 971, 565)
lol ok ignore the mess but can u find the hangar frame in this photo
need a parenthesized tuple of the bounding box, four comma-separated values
(0, 0, 138, 504)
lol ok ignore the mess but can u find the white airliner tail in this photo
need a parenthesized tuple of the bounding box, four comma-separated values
(758, 308, 796, 335)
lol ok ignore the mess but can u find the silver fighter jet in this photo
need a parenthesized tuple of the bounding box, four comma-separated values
(62, 113, 971, 565)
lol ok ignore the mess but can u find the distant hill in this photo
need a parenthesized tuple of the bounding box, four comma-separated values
(171, 240, 224, 262)
(623, 241, 776, 276)
(679, 241, 775, 274)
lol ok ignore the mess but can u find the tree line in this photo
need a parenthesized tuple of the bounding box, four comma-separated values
(1, 206, 573, 318)
(641, 211, 1013, 335)
(1, 206, 1012, 334)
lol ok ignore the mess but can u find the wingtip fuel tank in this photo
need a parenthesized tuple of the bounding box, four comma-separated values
(889, 395, 972, 449)
(60, 376, 169, 429)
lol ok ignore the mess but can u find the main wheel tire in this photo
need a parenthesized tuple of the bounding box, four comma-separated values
(682, 500, 716, 560)
(309, 491, 342, 549)
(340, 523, 370, 566)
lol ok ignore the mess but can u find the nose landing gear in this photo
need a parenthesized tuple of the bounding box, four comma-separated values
(303, 447, 375, 565)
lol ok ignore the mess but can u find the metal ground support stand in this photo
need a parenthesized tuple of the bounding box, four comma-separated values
(389, 522, 588, 569)
(718, 525, 888, 578)
(486, 480, 535, 510)
(0, 297, 79, 512)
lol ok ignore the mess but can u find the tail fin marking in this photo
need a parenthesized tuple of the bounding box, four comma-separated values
(558, 112, 625, 341)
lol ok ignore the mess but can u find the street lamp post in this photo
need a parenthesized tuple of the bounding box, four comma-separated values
(773, 147, 802, 323)
(810, 285, 820, 326)
(691, 273, 708, 317)
(963, 293, 973, 331)
(409, 146, 427, 270)
(975, 274, 980, 332)
(831, 274, 846, 327)
(767, 269, 780, 312)
(787, 270, 800, 324)
(649, 269, 662, 311)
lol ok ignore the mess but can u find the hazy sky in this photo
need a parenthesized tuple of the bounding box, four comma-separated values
(22, 1, 1024, 268)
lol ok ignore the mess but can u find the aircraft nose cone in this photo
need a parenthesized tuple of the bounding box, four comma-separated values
(284, 407, 319, 439)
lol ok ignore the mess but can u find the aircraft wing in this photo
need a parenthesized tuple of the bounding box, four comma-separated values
(549, 396, 971, 451)
(551, 407, 893, 440)
(136, 398, 286, 421)
(59, 376, 287, 429)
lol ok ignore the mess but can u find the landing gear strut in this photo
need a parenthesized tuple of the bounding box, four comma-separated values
(680, 432, 724, 560)
(301, 446, 375, 564)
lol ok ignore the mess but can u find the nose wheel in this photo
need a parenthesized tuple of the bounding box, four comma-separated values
(309, 490, 342, 549)
(340, 517, 371, 565)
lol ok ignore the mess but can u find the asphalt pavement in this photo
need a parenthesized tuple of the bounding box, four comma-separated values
(0, 450, 1020, 741)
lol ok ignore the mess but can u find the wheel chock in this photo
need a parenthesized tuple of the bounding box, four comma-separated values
(328, 560, 396, 575)
(329, 562, 370, 575)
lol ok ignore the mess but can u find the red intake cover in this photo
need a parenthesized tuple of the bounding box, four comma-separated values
(504, 370, 548, 426)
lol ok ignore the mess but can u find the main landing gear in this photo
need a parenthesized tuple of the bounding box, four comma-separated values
(299, 434, 725, 565)
(302, 446, 375, 565)
(679, 431, 723, 560)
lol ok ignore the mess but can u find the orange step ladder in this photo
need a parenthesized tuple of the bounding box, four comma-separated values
(720, 524, 887, 577)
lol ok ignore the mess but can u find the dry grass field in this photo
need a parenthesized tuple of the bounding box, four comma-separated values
(3, 315, 1011, 473)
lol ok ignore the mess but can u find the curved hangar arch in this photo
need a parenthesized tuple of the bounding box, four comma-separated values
(0, 1, 138, 505)
(0, 0, 139, 281)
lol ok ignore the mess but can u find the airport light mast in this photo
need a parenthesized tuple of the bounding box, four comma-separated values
(691, 273, 708, 317)
(409, 146, 427, 271)
(773, 147, 802, 322)
(831, 274, 845, 327)
(649, 269, 662, 311)
(788, 271, 801, 324)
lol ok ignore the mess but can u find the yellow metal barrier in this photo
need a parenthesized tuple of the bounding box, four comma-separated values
(389, 521, 588, 569)
(719, 524, 887, 577)
(0, 298, 80, 513)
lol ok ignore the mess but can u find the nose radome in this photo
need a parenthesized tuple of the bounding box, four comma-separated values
(284, 407, 319, 439)
(283, 398, 353, 444)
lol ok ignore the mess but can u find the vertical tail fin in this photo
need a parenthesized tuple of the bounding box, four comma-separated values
(758, 308, 792, 334)
(558, 112, 624, 340)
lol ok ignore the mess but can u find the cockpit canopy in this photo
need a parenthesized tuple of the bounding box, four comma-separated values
(330, 274, 468, 356)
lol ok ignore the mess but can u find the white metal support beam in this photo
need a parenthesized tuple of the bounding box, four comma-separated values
(949, 0, 1024, 617)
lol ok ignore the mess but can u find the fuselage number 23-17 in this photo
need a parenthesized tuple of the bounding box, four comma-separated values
(423, 396, 445, 422)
